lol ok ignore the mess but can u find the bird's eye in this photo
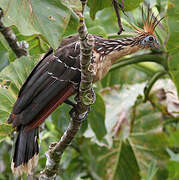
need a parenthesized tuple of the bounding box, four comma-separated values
(141, 35, 155, 46)
(149, 36, 154, 41)
(141, 35, 160, 48)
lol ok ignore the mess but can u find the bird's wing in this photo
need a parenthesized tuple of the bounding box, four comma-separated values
(8, 38, 81, 130)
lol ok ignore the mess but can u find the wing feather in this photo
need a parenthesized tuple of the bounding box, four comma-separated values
(8, 39, 81, 127)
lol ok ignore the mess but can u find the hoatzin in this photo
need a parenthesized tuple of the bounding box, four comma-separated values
(8, 7, 162, 176)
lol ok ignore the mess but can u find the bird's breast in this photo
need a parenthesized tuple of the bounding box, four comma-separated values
(91, 45, 141, 82)
(91, 51, 112, 82)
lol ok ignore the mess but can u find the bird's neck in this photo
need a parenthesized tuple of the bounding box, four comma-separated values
(94, 35, 143, 63)
(92, 35, 143, 81)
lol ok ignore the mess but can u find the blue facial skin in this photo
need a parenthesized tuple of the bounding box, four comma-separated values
(141, 35, 160, 49)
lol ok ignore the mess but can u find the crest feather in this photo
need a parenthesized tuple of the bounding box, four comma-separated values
(142, 6, 164, 34)
(130, 6, 164, 35)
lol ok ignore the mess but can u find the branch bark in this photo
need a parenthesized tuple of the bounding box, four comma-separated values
(0, 8, 29, 57)
(112, 0, 125, 35)
(39, 1, 95, 179)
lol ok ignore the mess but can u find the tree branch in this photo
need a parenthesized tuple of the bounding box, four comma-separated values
(112, 0, 125, 35)
(0, 8, 29, 57)
(39, 0, 95, 179)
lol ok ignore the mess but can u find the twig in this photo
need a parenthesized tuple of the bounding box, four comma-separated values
(112, 0, 125, 35)
(0, 8, 29, 57)
(39, 0, 95, 179)
(81, 0, 87, 14)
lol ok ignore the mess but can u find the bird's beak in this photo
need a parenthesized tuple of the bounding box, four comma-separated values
(154, 40, 160, 49)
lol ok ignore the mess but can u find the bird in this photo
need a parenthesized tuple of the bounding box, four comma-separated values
(8, 7, 163, 176)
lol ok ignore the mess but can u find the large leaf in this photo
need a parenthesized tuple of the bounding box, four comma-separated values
(0, 0, 71, 49)
(88, 0, 144, 20)
(167, 161, 179, 180)
(166, 149, 179, 180)
(0, 123, 12, 136)
(103, 83, 146, 136)
(145, 161, 158, 180)
(108, 140, 140, 180)
(87, 0, 111, 20)
(0, 56, 36, 130)
(59, 138, 140, 180)
(0, 87, 15, 123)
(88, 93, 106, 141)
(167, 1, 179, 96)
(0, 41, 9, 72)
(0, 56, 36, 90)
(50, 103, 71, 137)
(100, 80, 177, 178)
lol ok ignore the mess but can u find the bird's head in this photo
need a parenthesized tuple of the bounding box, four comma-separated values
(132, 7, 164, 49)
(141, 34, 160, 49)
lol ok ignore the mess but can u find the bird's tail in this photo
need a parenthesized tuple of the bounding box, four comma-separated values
(11, 126, 39, 177)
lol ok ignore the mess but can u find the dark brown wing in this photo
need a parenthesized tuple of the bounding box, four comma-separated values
(18, 47, 54, 97)
(8, 36, 81, 129)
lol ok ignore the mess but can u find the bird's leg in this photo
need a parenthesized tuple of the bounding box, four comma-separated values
(64, 98, 89, 124)
(64, 99, 79, 120)
(112, 0, 126, 35)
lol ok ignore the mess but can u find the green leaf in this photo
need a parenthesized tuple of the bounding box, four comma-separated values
(87, 0, 111, 20)
(0, 56, 36, 90)
(0, 41, 9, 72)
(0, 123, 12, 135)
(88, 0, 144, 20)
(167, 161, 179, 180)
(50, 103, 71, 135)
(130, 100, 170, 173)
(145, 161, 158, 180)
(109, 140, 140, 180)
(88, 25, 107, 38)
(0, 56, 36, 125)
(168, 52, 179, 96)
(0, 0, 71, 49)
(166, 1, 179, 53)
(119, 0, 144, 11)
(103, 83, 146, 136)
(86, 7, 119, 35)
(61, 0, 82, 12)
(167, 1, 179, 96)
(60, 139, 109, 179)
(63, 12, 79, 37)
(166, 126, 179, 147)
(102, 81, 172, 177)
(0, 87, 15, 123)
(88, 93, 106, 141)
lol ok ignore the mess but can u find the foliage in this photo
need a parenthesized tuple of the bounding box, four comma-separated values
(0, 0, 179, 179)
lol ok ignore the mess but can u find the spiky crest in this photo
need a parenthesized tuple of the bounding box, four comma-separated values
(130, 6, 164, 35)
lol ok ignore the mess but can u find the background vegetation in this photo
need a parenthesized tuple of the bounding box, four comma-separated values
(0, 0, 178, 179)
